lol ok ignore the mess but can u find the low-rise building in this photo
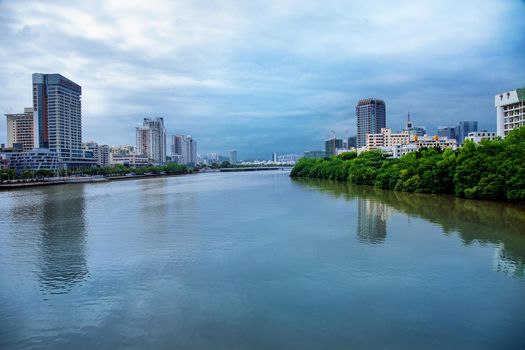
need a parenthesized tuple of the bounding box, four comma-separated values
(366, 128, 410, 151)
(2, 149, 60, 174)
(304, 150, 326, 159)
(465, 131, 497, 144)
(110, 154, 149, 167)
(414, 135, 457, 150)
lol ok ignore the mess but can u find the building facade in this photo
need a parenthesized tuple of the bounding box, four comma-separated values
(366, 128, 410, 151)
(3, 149, 60, 174)
(456, 121, 478, 145)
(465, 131, 497, 144)
(304, 150, 326, 159)
(495, 87, 525, 137)
(5, 107, 34, 151)
(32, 73, 85, 165)
(356, 98, 386, 148)
(437, 126, 456, 140)
(136, 117, 166, 164)
(229, 150, 237, 164)
(83, 142, 110, 167)
(325, 138, 343, 157)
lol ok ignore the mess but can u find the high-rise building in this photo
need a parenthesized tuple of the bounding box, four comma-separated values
(325, 137, 343, 157)
(5, 107, 34, 151)
(437, 126, 456, 140)
(83, 142, 110, 167)
(229, 149, 237, 164)
(356, 98, 386, 148)
(495, 87, 525, 137)
(347, 136, 357, 149)
(456, 121, 478, 145)
(272, 152, 278, 162)
(136, 117, 166, 164)
(171, 135, 197, 165)
(32, 73, 90, 168)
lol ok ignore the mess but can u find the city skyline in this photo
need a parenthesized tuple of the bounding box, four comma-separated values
(1, 1, 524, 158)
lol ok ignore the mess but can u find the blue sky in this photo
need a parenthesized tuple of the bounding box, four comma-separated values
(1, 0, 524, 159)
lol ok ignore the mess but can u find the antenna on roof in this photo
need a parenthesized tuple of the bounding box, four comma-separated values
(407, 111, 411, 121)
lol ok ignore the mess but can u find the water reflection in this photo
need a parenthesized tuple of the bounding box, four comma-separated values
(357, 199, 392, 244)
(37, 186, 89, 294)
(294, 178, 525, 278)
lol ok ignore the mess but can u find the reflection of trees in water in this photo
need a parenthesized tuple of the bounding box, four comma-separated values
(38, 186, 88, 294)
(293, 178, 525, 278)
(357, 199, 393, 244)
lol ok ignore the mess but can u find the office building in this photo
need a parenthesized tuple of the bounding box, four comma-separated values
(465, 131, 497, 144)
(3, 149, 60, 174)
(456, 121, 478, 145)
(172, 135, 197, 165)
(437, 126, 456, 140)
(347, 136, 357, 149)
(5, 107, 34, 151)
(272, 152, 278, 162)
(304, 150, 326, 159)
(366, 128, 410, 151)
(356, 98, 386, 148)
(495, 87, 525, 137)
(83, 142, 110, 167)
(325, 137, 343, 157)
(136, 117, 166, 164)
(32, 73, 93, 169)
(229, 150, 237, 164)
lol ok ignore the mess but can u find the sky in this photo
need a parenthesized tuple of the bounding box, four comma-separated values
(0, 0, 524, 159)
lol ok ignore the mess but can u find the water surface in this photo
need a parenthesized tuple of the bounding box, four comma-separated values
(1, 171, 524, 349)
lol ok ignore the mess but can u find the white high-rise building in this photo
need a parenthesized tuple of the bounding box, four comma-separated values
(495, 87, 525, 137)
(136, 117, 166, 164)
(171, 135, 197, 165)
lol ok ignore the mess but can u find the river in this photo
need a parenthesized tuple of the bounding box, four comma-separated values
(1, 170, 524, 349)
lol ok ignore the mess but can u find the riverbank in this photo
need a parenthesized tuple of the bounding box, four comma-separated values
(290, 127, 524, 203)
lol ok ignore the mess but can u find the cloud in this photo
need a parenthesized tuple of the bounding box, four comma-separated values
(0, 0, 524, 158)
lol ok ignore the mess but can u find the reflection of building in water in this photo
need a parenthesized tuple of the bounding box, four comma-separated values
(492, 245, 524, 279)
(356, 199, 394, 244)
(38, 187, 88, 294)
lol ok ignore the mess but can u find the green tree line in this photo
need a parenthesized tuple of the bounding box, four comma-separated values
(290, 127, 525, 202)
(0, 162, 191, 184)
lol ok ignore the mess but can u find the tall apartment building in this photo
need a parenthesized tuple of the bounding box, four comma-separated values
(171, 135, 197, 165)
(82, 142, 110, 167)
(5, 107, 34, 151)
(32, 74, 85, 165)
(136, 117, 166, 164)
(495, 87, 525, 137)
(366, 128, 410, 151)
(229, 149, 237, 164)
(356, 98, 386, 148)
(456, 121, 478, 145)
